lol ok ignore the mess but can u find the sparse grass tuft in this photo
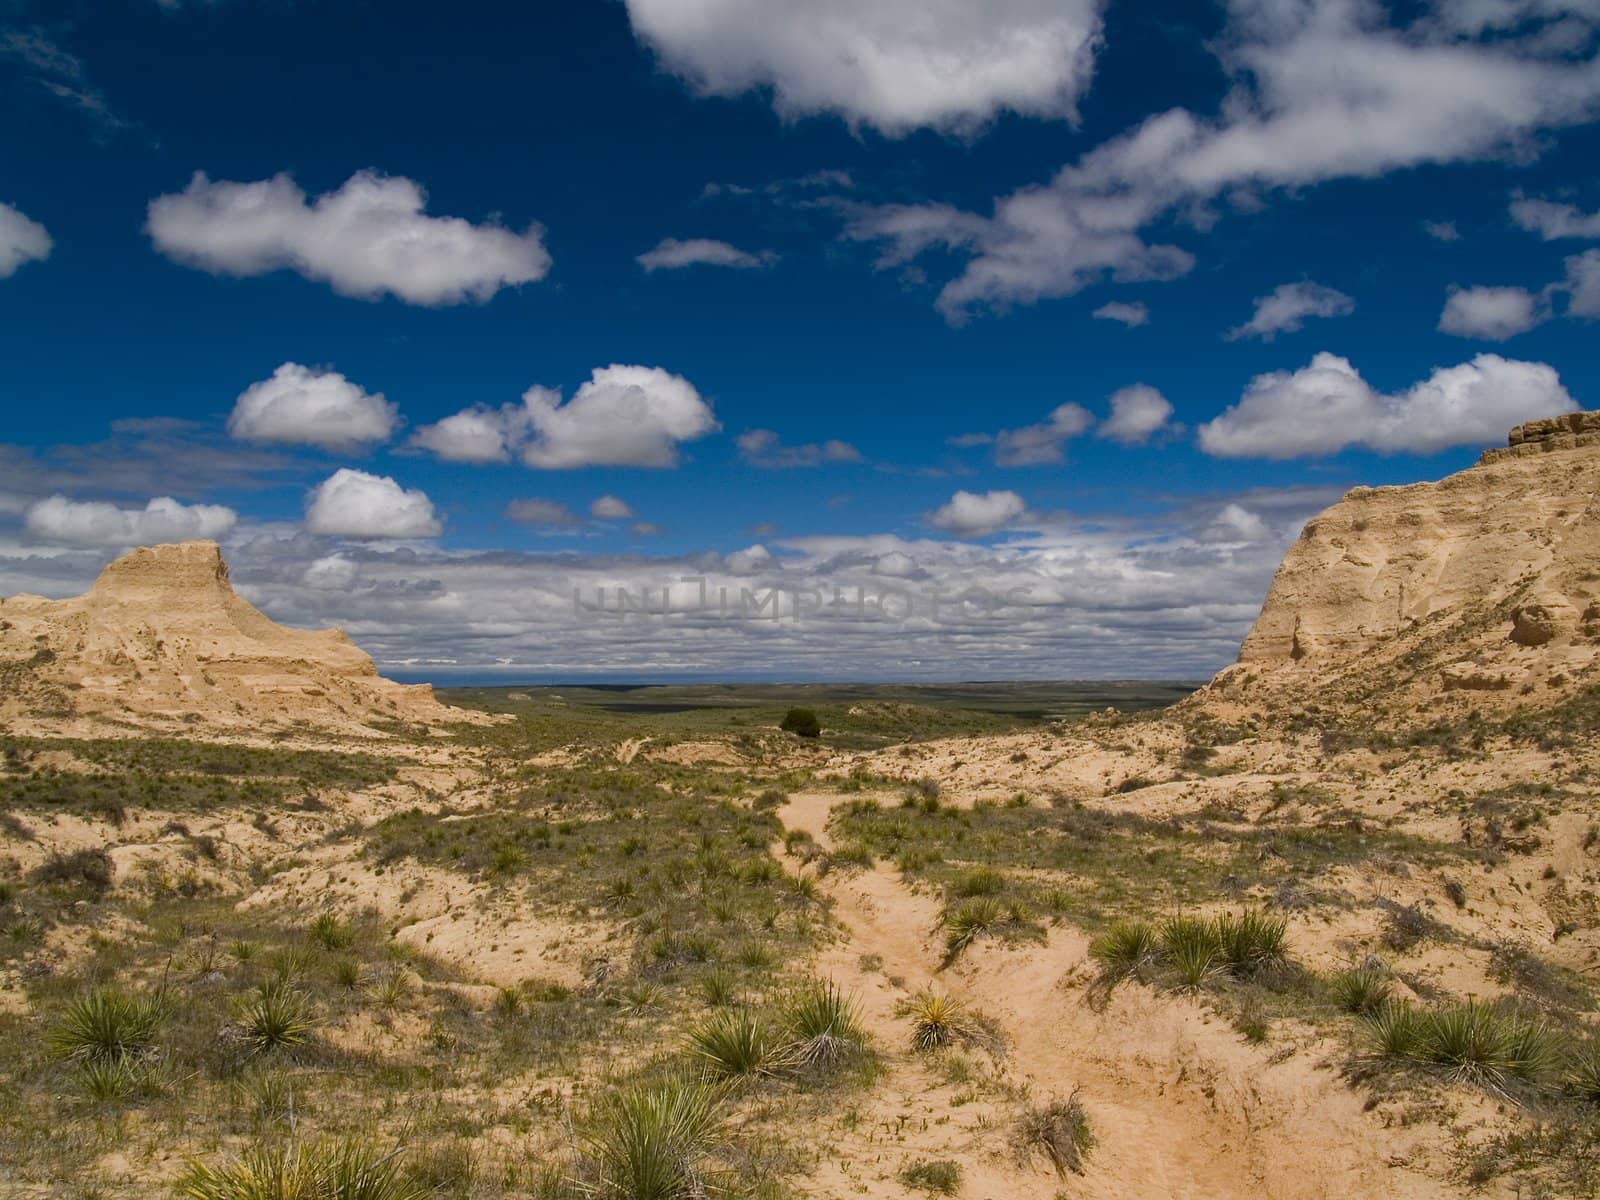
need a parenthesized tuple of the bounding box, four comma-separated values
(308, 913, 354, 950)
(950, 867, 1005, 898)
(699, 966, 739, 1009)
(49, 987, 164, 1063)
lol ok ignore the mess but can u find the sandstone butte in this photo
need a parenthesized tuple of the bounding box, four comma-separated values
(1197, 409, 1600, 723)
(0, 539, 484, 736)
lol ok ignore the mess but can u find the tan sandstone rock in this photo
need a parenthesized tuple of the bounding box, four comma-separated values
(0, 541, 487, 736)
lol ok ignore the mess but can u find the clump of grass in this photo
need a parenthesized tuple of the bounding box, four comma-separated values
(688, 1009, 773, 1079)
(578, 1078, 727, 1200)
(1159, 916, 1220, 991)
(308, 913, 354, 950)
(902, 990, 967, 1054)
(1017, 1091, 1094, 1177)
(240, 980, 315, 1053)
(49, 987, 164, 1063)
(331, 957, 364, 990)
(494, 986, 525, 1018)
(900, 1159, 961, 1194)
(781, 980, 869, 1075)
(1328, 965, 1392, 1015)
(229, 939, 259, 964)
(1089, 920, 1159, 985)
(1213, 910, 1288, 976)
(734, 941, 774, 970)
(77, 1055, 147, 1103)
(944, 896, 1004, 955)
(175, 1137, 425, 1200)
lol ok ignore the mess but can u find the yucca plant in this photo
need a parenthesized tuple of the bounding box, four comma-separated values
(1327, 965, 1392, 1015)
(1400, 1003, 1557, 1091)
(944, 896, 1004, 955)
(1214, 910, 1289, 977)
(903, 990, 967, 1054)
(1362, 999, 1426, 1060)
(77, 1054, 143, 1103)
(734, 941, 774, 970)
(494, 986, 526, 1018)
(309, 914, 354, 951)
(950, 867, 1005, 898)
(370, 968, 414, 1009)
(619, 982, 664, 1016)
(578, 1077, 728, 1200)
(240, 980, 315, 1053)
(1088, 920, 1159, 984)
(781, 980, 868, 1074)
(175, 1137, 426, 1200)
(331, 957, 364, 990)
(228, 939, 259, 964)
(688, 1009, 773, 1079)
(698, 967, 739, 1009)
(1160, 916, 1221, 991)
(49, 987, 164, 1063)
(1564, 1042, 1600, 1103)
(267, 945, 313, 985)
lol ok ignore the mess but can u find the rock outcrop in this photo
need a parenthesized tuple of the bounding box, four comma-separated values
(0, 541, 483, 736)
(1202, 412, 1600, 721)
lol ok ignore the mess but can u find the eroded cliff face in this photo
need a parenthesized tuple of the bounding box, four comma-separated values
(1204, 415, 1600, 720)
(0, 541, 484, 736)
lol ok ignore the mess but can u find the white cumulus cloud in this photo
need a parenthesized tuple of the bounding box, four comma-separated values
(414, 366, 718, 470)
(928, 489, 1027, 537)
(305, 469, 441, 539)
(992, 404, 1094, 466)
(1438, 285, 1551, 340)
(24, 495, 237, 546)
(848, 2, 1600, 319)
(505, 498, 582, 528)
(0, 201, 51, 278)
(228, 362, 398, 451)
(1097, 384, 1173, 445)
(1510, 195, 1600, 240)
(637, 238, 777, 271)
(622, 0, 1106, 135)
(590, 495, 635, 519)
(1092, 300, 1149, 327)
(146, 170, 551, 305)
(1198, 352, 1576, 459)
(1565, 249, 1600, 317)
(1226, 282, 1355, 341)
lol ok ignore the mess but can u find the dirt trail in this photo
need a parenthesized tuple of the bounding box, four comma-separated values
(775, 792, 1469, 1200)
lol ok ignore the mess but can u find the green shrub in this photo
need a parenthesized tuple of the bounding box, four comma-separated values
(950, 868, 1005, 898)
(944, 897, 1004, 955)
(698, 967, 740, 1009)
(1565, 1043, 1600, 1103)
(579, 1078, 727, 1200)
(1362, 1000, 1427, 1059)
(779, 708, 821, 739)
(49, 987, 164, 1063)
(1419, 1002, 1556, 1090)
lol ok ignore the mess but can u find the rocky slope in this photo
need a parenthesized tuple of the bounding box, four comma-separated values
(1201, 412, 1600, 722)
(0, 540, 479, 736)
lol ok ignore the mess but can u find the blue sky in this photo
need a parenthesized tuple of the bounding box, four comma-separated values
(3, 0, 1599, 681)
